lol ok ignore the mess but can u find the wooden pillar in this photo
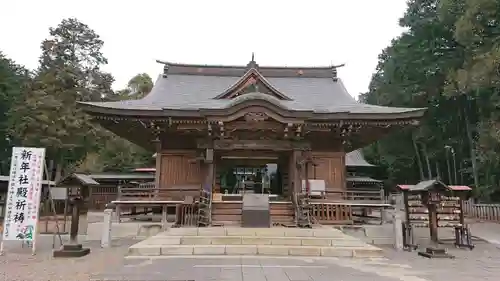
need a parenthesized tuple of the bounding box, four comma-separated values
(204, 148, 215, 194)
(339, 152, 346, 191)
(289, 150, 302, 194)
(204, 162, 214, 193)
(459, 193, 466, 226)
(305, 162, 310, 194)
(69, 198, 81, 244)
(288, 151, 293, 196)
(277, 154, 286, 197)
(428, 204, 439, 243)
(153, 139, 162, 188)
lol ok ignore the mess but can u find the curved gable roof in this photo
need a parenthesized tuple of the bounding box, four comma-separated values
(214, 68, 292, 100)
(227, 92, 289, 109)
(78, 60, 426, 119)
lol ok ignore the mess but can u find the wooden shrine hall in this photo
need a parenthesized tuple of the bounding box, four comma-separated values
(78, 57, 426, 227)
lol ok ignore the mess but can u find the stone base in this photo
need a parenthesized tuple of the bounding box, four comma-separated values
(242, 194, 270, 228)
(53, 244, 91, 258)
(418, 247, 454, 259)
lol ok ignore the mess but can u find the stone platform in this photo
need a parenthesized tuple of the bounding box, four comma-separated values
(128, 227, 384, 258)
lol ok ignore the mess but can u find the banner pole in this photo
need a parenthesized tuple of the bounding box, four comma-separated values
(44, 161, 63, 247)
(31, 233, 36, 255)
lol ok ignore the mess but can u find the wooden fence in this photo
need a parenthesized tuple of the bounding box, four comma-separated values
(463, 199, 500, 222)
(383, 194, 500, 222)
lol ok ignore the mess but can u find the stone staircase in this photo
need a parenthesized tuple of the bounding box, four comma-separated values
(128, 227, 384, 258)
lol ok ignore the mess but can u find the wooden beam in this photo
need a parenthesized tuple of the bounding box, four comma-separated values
(176, 123, 206, 130)
(197, 139, 311, 151)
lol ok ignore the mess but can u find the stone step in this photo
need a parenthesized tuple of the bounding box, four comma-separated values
(127, 227, 384, 258)
(128, 244, 383, 258)
(147, 235, 367, 247)
(161, 227, 349, 238)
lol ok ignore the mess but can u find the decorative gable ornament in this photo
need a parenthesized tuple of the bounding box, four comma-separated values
(214, 67, 292, 100)
(244, 112, 269, 122)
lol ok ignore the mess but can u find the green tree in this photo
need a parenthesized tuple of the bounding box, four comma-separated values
(443, 0, 500, 198)
(8, 18, 113, 180)
(361, 0, 467, 186)
(109, 73, 153, 101)
(0, 52, 30, 174)
(363, 0, 500, 201)
(128, 73, 153, 98)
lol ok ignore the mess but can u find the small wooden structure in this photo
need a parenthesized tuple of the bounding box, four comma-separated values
(41, 173, 100, 236)
(79, 58, 425, 227)
(397, 180, 473, 255)
(52, 174, 96, 257)
(84, 173, 154, 210)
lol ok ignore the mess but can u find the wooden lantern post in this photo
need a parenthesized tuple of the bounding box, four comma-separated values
(421, 190, 441, 244)
(53, 184, 90, 258)
(416, 181, 454, 259)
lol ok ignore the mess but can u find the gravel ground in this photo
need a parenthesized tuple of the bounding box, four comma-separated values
(0, 238, 137, 281)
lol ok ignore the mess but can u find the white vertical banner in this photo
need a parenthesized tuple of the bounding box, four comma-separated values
(1, 147, 45, 254)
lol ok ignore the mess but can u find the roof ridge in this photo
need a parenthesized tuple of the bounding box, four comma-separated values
(157, 60, 343, 79)
(156, 59, 337, 70)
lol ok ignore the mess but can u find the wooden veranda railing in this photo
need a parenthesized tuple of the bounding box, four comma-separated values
(317, 189, 385, 203)
(117, 183, 201, 201)
(309, 203, 353, 225)
(88, 185, 119, 210)
(308, 189, 387, 225)
(115, 183, 204, 227)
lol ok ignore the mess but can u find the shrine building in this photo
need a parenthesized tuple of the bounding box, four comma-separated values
(78, 58, 425, 225)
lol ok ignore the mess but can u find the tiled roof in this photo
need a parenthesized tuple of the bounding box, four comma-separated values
(345, 150, 374, 167)
(57, 173, 100, 186)
(87, 173, 155, 180)
(396, 181, 472, 191)
(79, 60, 425, 117)
(346, 176, 381, 183)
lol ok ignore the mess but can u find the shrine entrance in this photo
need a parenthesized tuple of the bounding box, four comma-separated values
(215, 150, 289, 199)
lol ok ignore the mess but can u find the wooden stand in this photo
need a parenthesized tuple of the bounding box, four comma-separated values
(418, 195, 454, 259)
(53, 198, 90, 258)
(399, 180, 473, 256)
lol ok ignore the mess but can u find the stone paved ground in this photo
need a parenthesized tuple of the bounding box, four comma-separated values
(3, 238, 500, 281)
(92, 240, 500, 281)
(4, 219, 500, 280)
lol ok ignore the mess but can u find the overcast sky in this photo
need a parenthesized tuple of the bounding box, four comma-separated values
(0, 0, 407, 98)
